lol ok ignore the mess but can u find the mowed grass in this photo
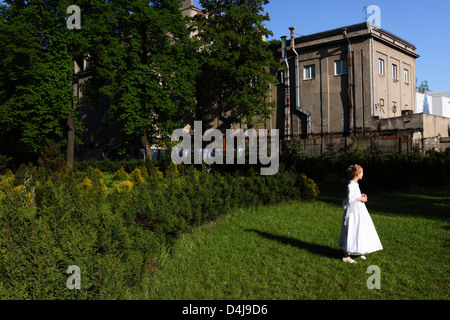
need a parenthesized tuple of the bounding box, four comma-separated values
(131, 186, 449, 300)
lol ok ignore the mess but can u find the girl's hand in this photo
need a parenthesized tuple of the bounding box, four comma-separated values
(360, 194, 368, 202)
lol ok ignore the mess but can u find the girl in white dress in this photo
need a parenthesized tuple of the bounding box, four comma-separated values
(338, 165, 383, 263)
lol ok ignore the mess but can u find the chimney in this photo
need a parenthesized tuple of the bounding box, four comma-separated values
(181, 0, 193, 10)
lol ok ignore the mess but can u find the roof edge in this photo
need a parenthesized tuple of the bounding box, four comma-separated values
(287, 22, 416, 51)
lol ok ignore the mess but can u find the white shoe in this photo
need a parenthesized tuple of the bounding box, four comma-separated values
(360, 255, 367, 260)
(342, 257, 357, 263)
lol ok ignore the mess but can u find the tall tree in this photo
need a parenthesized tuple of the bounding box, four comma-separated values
(0, 0, 85, 162)
(83, 0, 199, 159)
(195, 0, 278, 129)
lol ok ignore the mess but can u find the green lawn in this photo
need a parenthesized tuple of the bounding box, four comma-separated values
(129, 185, 449, 300)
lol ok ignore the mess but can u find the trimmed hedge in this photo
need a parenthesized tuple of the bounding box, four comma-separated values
(0, 162, 319, 299)
(281, 144, 450, 193)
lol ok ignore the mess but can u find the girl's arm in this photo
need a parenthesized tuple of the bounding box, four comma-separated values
(348, 185, 367, 203)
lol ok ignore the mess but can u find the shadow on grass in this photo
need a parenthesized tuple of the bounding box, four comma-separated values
(318, 185, 450, 222)
(245, 229, 342, 259)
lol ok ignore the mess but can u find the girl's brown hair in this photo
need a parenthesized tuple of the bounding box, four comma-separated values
(347, 164, 363, 179)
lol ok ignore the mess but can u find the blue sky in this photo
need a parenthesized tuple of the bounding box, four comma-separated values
(194, 0, 450, 92)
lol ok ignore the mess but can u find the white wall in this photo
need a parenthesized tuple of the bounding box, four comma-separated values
(432, 96, 450, 118)
(416, 92, 433, 114)
(416, 92, 450, 118)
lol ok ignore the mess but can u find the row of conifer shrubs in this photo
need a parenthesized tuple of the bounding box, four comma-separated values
(0, 161, 319, 299)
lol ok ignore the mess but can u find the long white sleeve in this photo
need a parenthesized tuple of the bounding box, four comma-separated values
(347, 181, 361, 204)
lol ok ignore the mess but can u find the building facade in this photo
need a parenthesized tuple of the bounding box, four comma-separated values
(272, 22, 450, 154)
(417, 91, 450, 118)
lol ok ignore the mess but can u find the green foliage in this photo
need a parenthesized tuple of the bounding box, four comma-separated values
(164, 161, 179, 178)
(83, 0, 199, 156)
(113, 180, 134, 196)
(282, 140, 309, 160)
(195, 0, 278, 126)
(0, 161, 319, 299)
(345, 138, 365, 164)
(75, 158, 147, 173)
(297, 173, 320, 201)
(322, 142, 340, 163)
(85, 166, 108, 195)
(38, 139, 66, 173)
(0, 154, 12, 173)
(0, 0, 84, 154)
(417, 79, 430, 93)
(129, 168, 145, 186)
(364, 136, 385, 161)
(286, 143, 450, 193)
(114, 167, 129, 181)
(1, 176, 150, 299)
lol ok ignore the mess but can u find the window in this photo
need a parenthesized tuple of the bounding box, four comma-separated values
(404, 69, 409, 84)
(392, 64, 398, 80)
(335, 59, 348, 75)
(378, 59, 384, 75)
(304, 65, 315, 80)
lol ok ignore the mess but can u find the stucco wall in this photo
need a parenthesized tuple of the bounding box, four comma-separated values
(372, 39, 417, 119)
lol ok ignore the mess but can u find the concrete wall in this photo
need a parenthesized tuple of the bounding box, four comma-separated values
(421, 113, 450, 138)
(291, 113, 450, 156)
(372, 38, 417, 119)
(180, 0, 202, 17)
(283, 33, 373, 137)
(291, 134, 415, 157)
(294, 42, 352, 136)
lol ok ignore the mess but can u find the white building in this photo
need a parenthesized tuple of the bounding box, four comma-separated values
(416, 91, 450, 118)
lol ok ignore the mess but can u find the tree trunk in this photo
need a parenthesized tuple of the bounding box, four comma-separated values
(67, 112, 75, 166)
(141, 132, 152, 160)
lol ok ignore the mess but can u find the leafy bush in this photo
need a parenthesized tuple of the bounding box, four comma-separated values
(0, 154, 12, 173)
(283, 142, 450, 192)
(114, 180, 134, 195)
(37, 139, 66, 173)
(0, 173, 157, 299)
(80, 176, 94, 190)
(0, 159, 320, 299)
(129, 168, 145, 186)
(0, 170, 14, 191)
(114, 167, 129, 180)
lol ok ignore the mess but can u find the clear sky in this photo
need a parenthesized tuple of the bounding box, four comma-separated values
(194, 0, 450, 92)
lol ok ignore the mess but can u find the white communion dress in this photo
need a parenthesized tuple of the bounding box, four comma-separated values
(338, 180, 383, 255)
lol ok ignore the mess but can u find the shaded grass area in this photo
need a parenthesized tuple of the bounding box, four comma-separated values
(130, 186, 449, 300)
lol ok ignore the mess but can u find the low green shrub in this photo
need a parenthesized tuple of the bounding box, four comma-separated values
(283, 146, 450, 192)
(0, 161, 319, 299)
(0, 154, 12, 174)
(113, 167, 129, 180)
(129, 168, 145, 186)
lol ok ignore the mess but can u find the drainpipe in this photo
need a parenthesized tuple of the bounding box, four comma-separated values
(281, 36, 291, 140)
(289, 26, 311, 135)
(343, 28, 354, 135)
(369, 23, 376, 118)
